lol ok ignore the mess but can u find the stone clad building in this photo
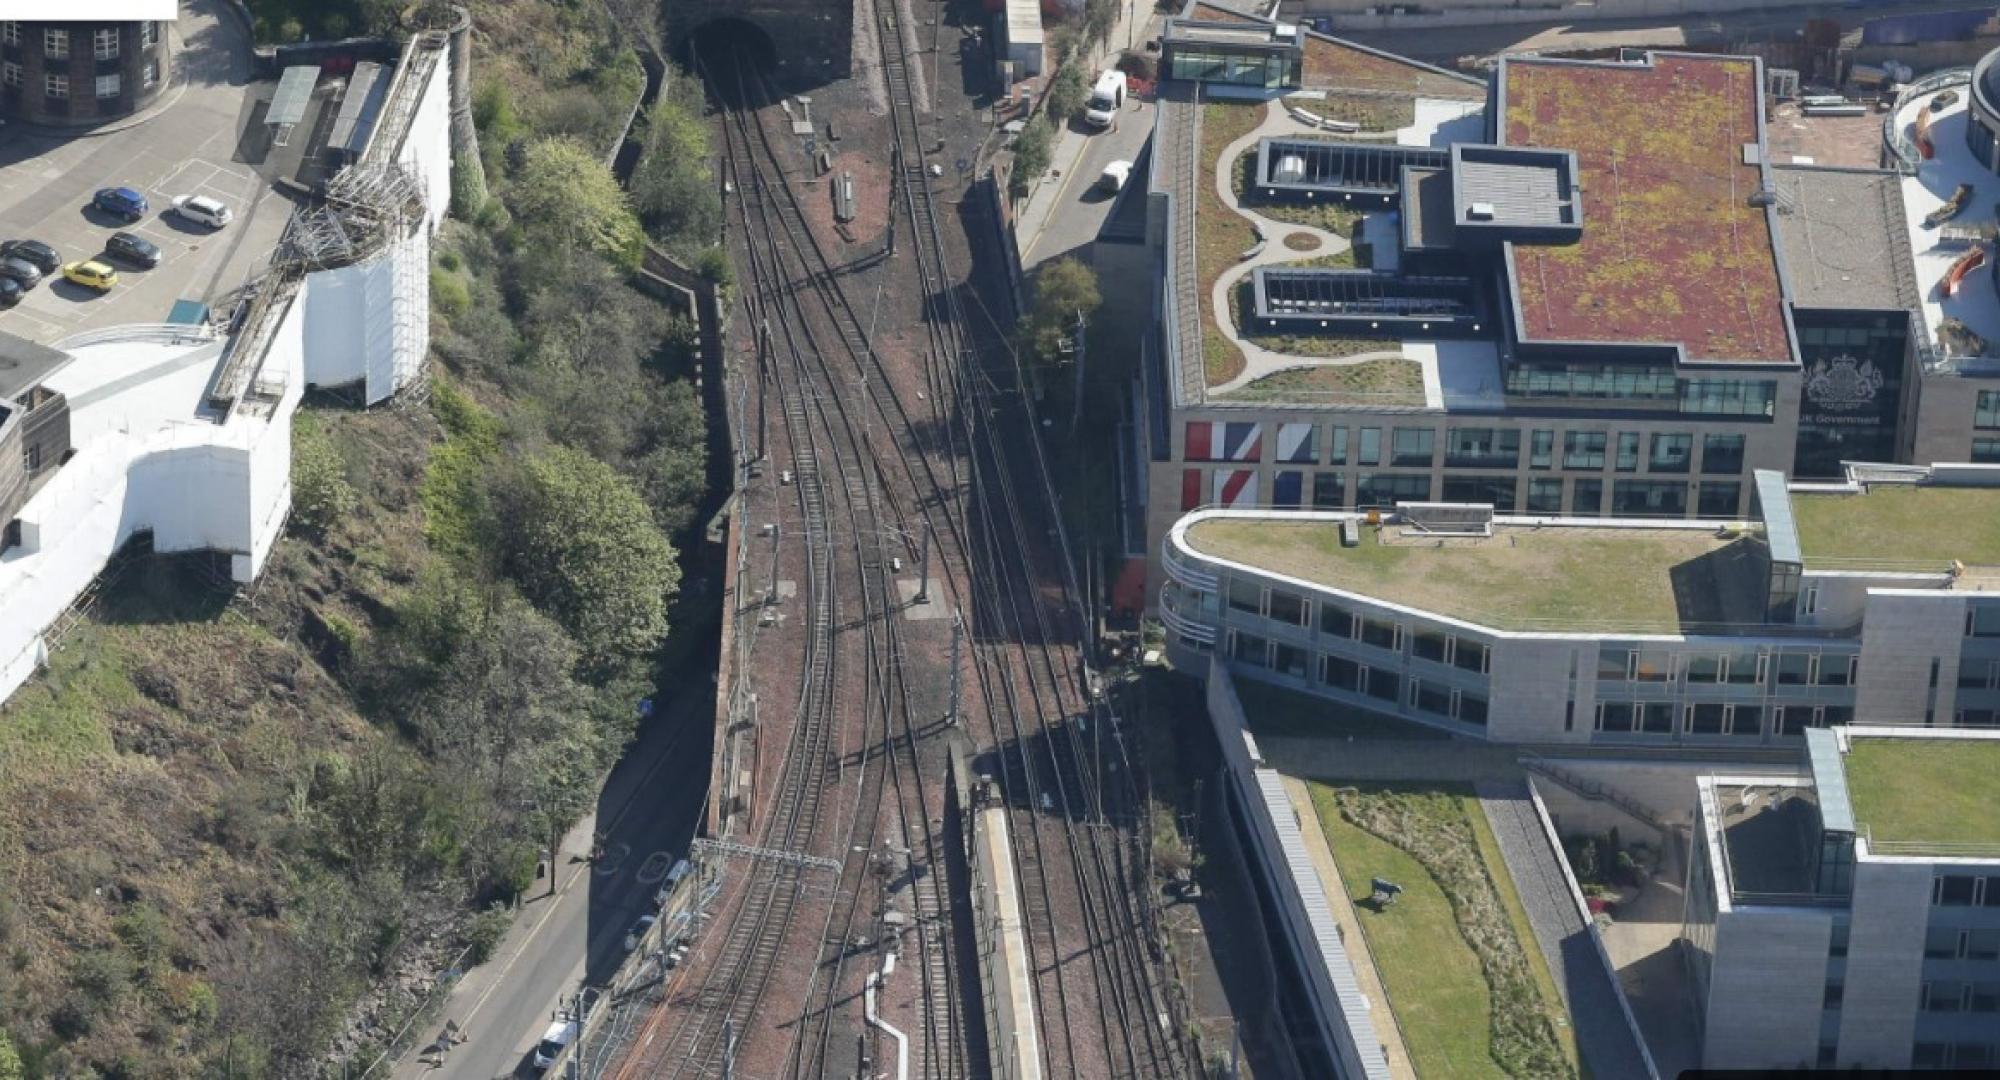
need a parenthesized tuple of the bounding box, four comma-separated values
(0, 20, 172, 127)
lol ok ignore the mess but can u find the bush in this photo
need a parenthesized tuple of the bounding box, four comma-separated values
(1010, 117, 1056, 197)
(1045, 64, 1089, 125)
(464, 904, 512, 965)
(430, 267, 471, 318)
(695, 247, 732, 288)
(292, 413, 358, 537)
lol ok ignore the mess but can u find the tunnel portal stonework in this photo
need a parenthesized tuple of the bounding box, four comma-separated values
(668, 1, 854, 83)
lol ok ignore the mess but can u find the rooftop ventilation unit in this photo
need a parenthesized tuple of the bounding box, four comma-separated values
(1467, 201, 1496, 221)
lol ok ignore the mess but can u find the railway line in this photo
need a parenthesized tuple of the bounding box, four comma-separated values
(595, 0, 1196, 1072)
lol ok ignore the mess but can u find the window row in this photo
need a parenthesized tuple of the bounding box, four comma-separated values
(1598, 646, 1857, 688)
(1922, 926, 2000, 962)
(1968, 605, 2000, 638)
(0, 26, 121, 60)
(1262, 469, 1741, 517)
(1978, 389, 2000, 431)
(1912, 1042, 1996, 1070)
(1227, 580, 1490, 672)
(1222, 632, 1492, 726)
(1593, 702, 1852, 738)
(1919, 980, 2000, 1014)
(1502, 363, 1778, 417)
(1185, 421, 1749, 474)
(1933, 873, 2000, 906)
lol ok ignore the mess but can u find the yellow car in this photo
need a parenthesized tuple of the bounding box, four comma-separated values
(62, 260, 118, 291)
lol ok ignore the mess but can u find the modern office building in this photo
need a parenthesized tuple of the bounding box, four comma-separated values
(1686, 725, 2000, 1070)
(1134, 4, 2000, 600)
(1160, 466, 2000, 746)
(0, 20, 172, 127)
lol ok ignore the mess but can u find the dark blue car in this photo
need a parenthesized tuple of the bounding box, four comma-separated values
(92, 186, 149, 222)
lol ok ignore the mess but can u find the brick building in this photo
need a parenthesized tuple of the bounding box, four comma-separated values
(0, 20, 171, 127)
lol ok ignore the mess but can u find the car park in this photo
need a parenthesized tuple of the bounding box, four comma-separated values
(0, 257, 43, 290)
(1, 240, 60, 276)
(105, 231, 162, 269)
(62, 260, 119, 291)
(171, 194, 233, 229)
(93, 186, 149, 222)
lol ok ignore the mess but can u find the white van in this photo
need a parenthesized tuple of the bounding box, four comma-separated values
(1083, 70, 1127, 130)
(1098, 160, 1133, 194)
(531, 1016, 577, 1072)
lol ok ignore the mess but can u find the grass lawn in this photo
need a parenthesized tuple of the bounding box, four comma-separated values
(1310, 783, 1579, 1078)
(1299, 91, 1419, 132)
(1844, 736, 2000, 848)
(1793, 487, 2000, 568)
(1196, 101, 1269, 387)
(1217, 359, 1425, 405)
(1234, 676, 1450, 741)
(1186, 518, 1751, 631)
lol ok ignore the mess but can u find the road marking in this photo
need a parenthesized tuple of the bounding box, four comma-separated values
(635, 851, 673, 886)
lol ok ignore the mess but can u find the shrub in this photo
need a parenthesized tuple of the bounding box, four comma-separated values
(292, 413, 358, 537)
(430, 267, 471, 318)
(1045, 64, 1089, 125)
(1010, 117, 1056, 197)
(464, 904, 512, 965)
(437, 250, 462, 273)
(695, 246, 732, 288)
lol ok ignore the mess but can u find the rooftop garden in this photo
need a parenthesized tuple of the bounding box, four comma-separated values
(1311, 783, 1579, 1078)
(1844, 736, 2000, 849)
(1502, 55, 1791, 364)
(1793, 486, 2000, 568)
(1301, 35, 1486, 100)
(1212, 358, 1425, 405)
(1188, 517, 1765, 631)
(1197, 100, 1270, 387)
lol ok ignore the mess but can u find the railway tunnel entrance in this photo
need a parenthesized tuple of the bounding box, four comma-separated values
(667, 1, 852, 88)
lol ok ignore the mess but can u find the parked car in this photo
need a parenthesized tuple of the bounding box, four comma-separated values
(93, 186, 149, 222)
(105, 231, 161, 269)
(0, 278, 20, 307)
(62, 260, 119, 291)
(1098, 160, 1134, 194)
(0, 257, 43, 290)
(623, 913, 657, 953)
(171, 194, 233, 229)
(0, 240, 60, 275)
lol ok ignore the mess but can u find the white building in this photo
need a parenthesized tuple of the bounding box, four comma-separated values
(1687, 725, 2000, 1070)
(0, 33, 452, 708)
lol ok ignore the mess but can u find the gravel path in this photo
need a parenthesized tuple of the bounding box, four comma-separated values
(1476, 780, 1655, 1080)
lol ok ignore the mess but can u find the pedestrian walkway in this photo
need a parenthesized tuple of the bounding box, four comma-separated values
(1477, 779, 1657, 1080)
(1259, 734, 1523, 783)
(1279, 775, 1418, 1080)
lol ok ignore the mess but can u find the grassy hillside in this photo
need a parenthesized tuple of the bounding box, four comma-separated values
(0, 1, 718, 1074)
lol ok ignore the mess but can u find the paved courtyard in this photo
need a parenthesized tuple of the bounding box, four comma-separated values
(0, 0, 298, 344)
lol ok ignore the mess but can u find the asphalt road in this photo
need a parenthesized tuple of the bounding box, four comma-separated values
(1019, 98, 1156, 271)
(392, 675, 715, 1080)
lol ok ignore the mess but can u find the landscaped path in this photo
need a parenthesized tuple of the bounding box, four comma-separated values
(1478, 780, 1658, 1080)
(1203, 99, 1436, 401)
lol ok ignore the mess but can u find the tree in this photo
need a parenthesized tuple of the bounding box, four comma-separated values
(1009, 116, 1056, 198)
(630, 83, 722, 253)
(509, 137, 645, 269)
(1021, 257, 1101, 362)
(291, 412, 357, 536)
(1045, 64, 1089, 125)
(503, 446, 680, 661)
(0, 1032, 21, 1080)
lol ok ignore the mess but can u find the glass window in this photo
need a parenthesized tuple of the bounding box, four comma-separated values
(1364, 668, 1401, 703)
(1268, 590, 1307, 627)
(0, 22, 17, 46)
(1415, 681, 1452, 716)
(1360, 617, 1400, 652)
(1816, 653, 1856, 686)
(1914, 1045, 1948, 1069)
(1329, 426, 1348, 463)
(95, 73, 119, 99)
(1979, 390, 2000, 430)
(1279, 424, 1318, 464)
(1728, 705, 1763, 737)
(1640, 703, 1675, 733)
(1967, 929, 2000, 961)
(1633, 649, 1674, 682)
(141, 21, 159, 48)
(44, 73, 66, 99)
(1444, 428, 1520, 469)
(1688, 703, 1726, 735)
(93, 27, 119, 61)
(1702, 433, 1746, 474)
(1986, 875, 2000, 906)
(1686, 654, 1723, 683)
(1230, 631, 1269, 667)
(1312, 472, 1344, 509)
(1612, 480, 1688, 517)
(0, 62, 16, 88)
(1459, 694, 1488, 726)
(1274, 642, 1309, 679)
(1937, 875, 1978, 906)
(1572, 478, 1603, 515)
(1357, 427, 1381, 466)
(1354, 472, 1429, 506)
(1529, 430, 1553, 469)
(1723, 649, 1762, 685)
(1391, 428, 1434, 468)
(1829, 923, 1849, 957)
(1441, 475, 1516, 511)
(1650, 433, 1693, 473)
(1961, 660, 1993, 689)
(1453, 641, 1488, 674)
(1699, 481, 1742, 518)
(1823, 980, 1843, 1009)
(1597, 702, 1637, 732)
(1599, 647, 1633, 681)
(1322, 654, 1360, 690)
(1974, 437, 2000, 464)
(1412, 628, 1449, 664)
(1925, 981, 1966, 1012)
(1969, 604, 2000, 638)
(144, 60, 158, 89)
(1562, 431, 1607, 469)
(1680, 378, 1777, 417)
(1527, 478, 1563, 514)
(1320, 602, 1353, 638)
(1227, 577, 1261, 615)
(44, 28, 67, 59)
(1776, 652, 1812, 685)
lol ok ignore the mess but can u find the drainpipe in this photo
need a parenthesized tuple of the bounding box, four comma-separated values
(864, 954, 910, 1080)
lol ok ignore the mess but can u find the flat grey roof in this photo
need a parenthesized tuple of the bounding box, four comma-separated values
(1773, 165, 1920, 312)
(326, 62, 387, 156)
(1404, 165, 1455, 249)
(1755, 469, 1800, 565)
(267, 65, 319, 128)
(0, 330, 73, 401)
(1806, 727, 1855, 834)
(1457, 156, 1568, 226)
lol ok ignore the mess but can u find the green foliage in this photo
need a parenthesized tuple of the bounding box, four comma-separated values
(0, 1032, 20, 1080)
(465, 904, 512, 965)
(503, 446, 680, 659)
(631, 79, 722, 254)
(431, 266, 472, 318)
(475, 83, 524, 155)
(1010, 117, 1056, 197)
(1046, 64, 1090, 125)
(421, 382, 503, 562)
(1021, 257, 1102, 362)
(510, 137, 645, 269)
(695, 246, 733, 288)
(291, 411, 359, 537)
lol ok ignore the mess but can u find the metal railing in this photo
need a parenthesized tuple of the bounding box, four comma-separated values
(55, 322, 218, 350)
(1863, 823, 2000, 859)
(1882, 67, 1972, 174)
